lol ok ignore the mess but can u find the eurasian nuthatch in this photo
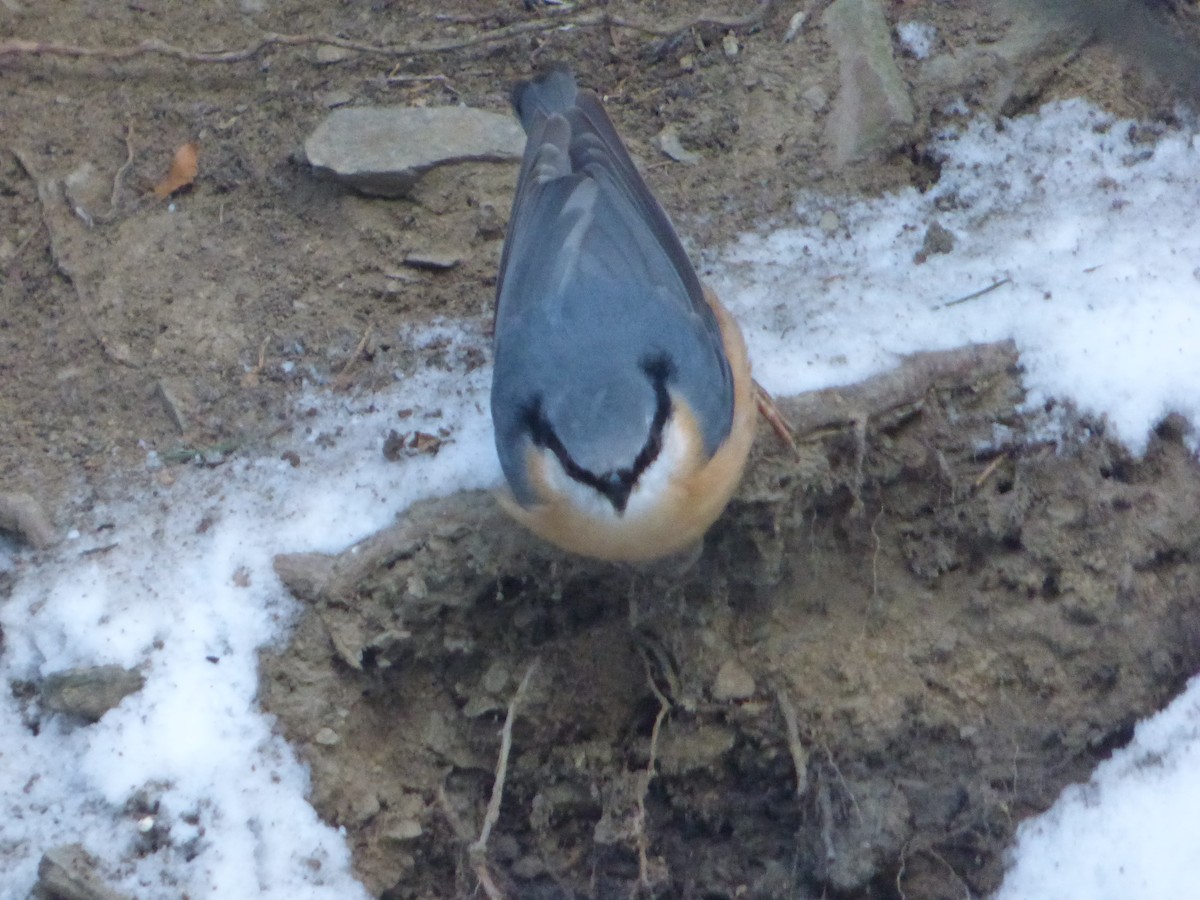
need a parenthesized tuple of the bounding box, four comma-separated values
(491, 66, 756, 561)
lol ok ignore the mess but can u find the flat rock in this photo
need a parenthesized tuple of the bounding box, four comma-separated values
(41, 665, 146, 723)
(823, 0, 916, 163)
(305, 106, 526, 198)
(36, 844, 132, 900)
(0, 491, 56, 549)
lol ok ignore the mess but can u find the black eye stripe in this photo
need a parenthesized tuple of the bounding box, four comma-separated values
(522, 363, 673, 514)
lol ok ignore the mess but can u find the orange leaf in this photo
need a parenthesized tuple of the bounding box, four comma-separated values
(153, 142, 200, 198)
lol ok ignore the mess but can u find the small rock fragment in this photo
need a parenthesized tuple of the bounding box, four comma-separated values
(802, 84, 829, 112)
(314, 44, 353, 65)
(41, 666, 145, 723)
(314, 89, 354, 109)
(0, 491, 56, 549)
(818, 209, 841, 234)
(722, 32, 740, 58)
(272, 552, 334, 603)
(655, 125, 701, 166)
(383, 819, 424, 842)
(915, 220, 955, 263)
(314, 726, 341, 746)
(305, 106, 526, 198)
(36, 844, 132, 900)
(154, 378, 194, 433)
(784, 10, 807, 42)
(822, 0, 916, 163)
(712, 659, 757, 701)
(63, 163, 110, 227)
(402, 251, 462, 271)
(474, 201, 505, 239)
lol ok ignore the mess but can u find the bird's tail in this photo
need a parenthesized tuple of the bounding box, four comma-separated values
(511, 64, 579, 133)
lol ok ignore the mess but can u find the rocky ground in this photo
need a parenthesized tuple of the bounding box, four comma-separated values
(4, 1, 1200, 898)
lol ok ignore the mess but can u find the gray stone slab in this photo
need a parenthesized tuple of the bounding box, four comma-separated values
(305, 106, 525, 198)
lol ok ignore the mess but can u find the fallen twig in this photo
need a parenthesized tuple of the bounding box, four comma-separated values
(785, 340, 1019, 439)
(937, 277, 1012, 309)
(93, 120, 136, 226)
(332, 325, 374, 392)
(0, 5, 772, 66)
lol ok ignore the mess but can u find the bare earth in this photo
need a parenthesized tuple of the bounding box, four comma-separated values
(3, 1, 1200, 898)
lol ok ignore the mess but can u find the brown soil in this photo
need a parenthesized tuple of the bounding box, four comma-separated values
(4, 1, 1200, 898)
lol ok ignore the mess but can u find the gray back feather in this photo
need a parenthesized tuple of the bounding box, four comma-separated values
(492, 66, 735, 505)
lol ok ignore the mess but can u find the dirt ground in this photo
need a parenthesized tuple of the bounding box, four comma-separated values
(4, 1, 1200, 898)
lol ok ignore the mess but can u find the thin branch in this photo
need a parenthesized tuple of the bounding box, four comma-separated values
(937, 277, 1012, 309)
(0, 5, 772, 66)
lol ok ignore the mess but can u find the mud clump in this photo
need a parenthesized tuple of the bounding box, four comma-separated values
(261, 350, 1200, 898)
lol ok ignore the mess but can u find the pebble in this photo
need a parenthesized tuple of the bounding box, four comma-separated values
(712, 659, 757, 701)
(35, 844, 132, 900)
(314, 726, 341, 746)
(41, 666, 145, 723)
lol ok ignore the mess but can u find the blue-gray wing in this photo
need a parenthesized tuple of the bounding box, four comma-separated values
(492, 67, 734, 505)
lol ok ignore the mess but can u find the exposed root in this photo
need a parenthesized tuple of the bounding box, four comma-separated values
(785, 341, 1019, 439)
(92, 120, 137, 226)
(632, 643, 673, 894)
(774, 684, 809, 796)
(0, 6, 773, 66)
(465, 659, 539, 900)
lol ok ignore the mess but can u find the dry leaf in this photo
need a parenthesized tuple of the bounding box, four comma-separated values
(153, 141, 200, 198)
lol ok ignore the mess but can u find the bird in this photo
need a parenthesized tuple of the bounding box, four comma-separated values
(490, 65, 757, 562)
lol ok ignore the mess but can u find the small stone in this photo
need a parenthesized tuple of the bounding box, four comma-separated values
(802, 84, 829, 112)
(784, 10, 807, 42)
(402, 251, 462, 271)
(406, 574, 428, 600)
(41, 666, 145, 723)
(481, 661, 510, 694)
(314, 44, 354, 65)
(712, 659, 757, 701)
(314, 726, 341, 746)
(63, 162, 110, 226)
(384, 819, 424, 842)
(154, 378, 195, 433)
(917, 221, 955, 262)
(474, 201, 505, 239)
(722, 32, 740, 57)
(314, 89, 354, 109)
(679, 54, 696, 72)
(36, 844, 132, 900)
(349, 792, 381, 825)
(822, 0, 916, 162)
(819, 209, 841, 234)
(0, 491, 56, 549)
(655, 125, 701, 166)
